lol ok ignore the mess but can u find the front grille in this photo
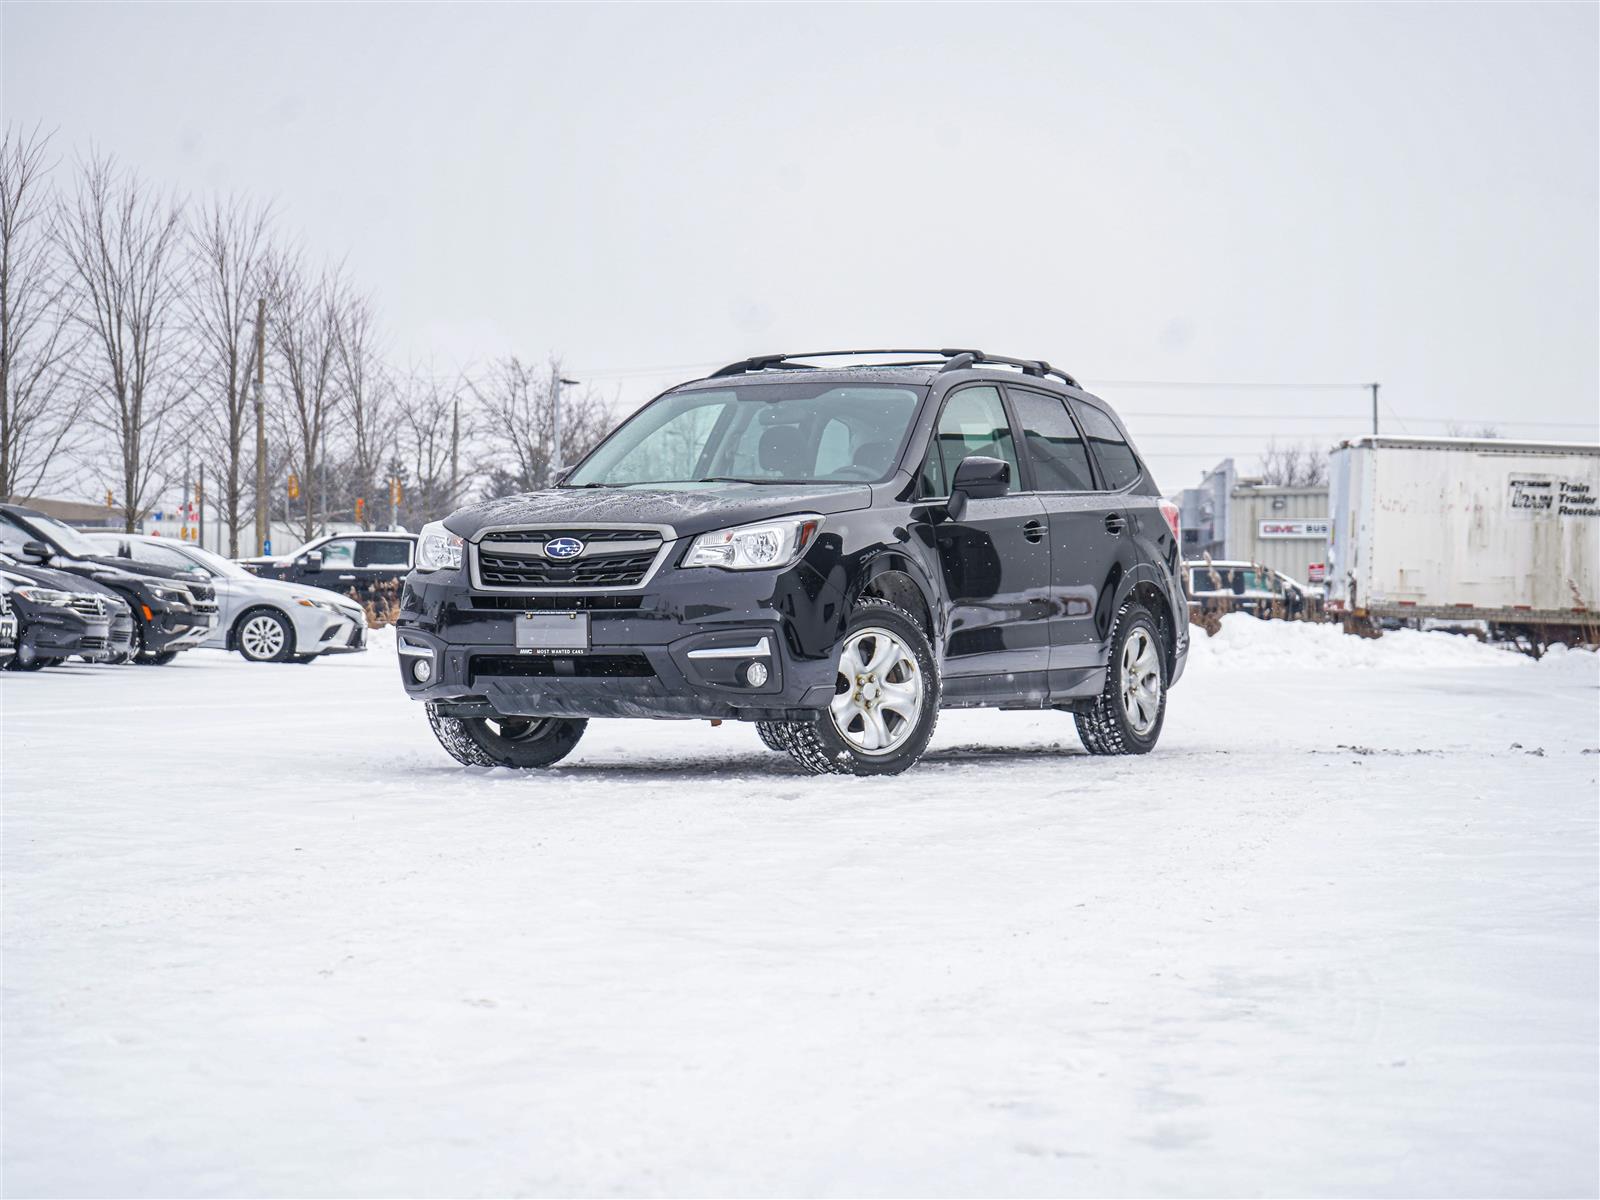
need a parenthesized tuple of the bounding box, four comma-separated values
(474, 528, 665, 590)
(468, 594, 645, 611)
(67, 595, 104, 618)
(468, 653, 656, 683)
(77, 636, 107, 651)
(184, 582, 218, 612)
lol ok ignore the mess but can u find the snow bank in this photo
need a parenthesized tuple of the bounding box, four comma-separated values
(1188, 612, 1550, 672)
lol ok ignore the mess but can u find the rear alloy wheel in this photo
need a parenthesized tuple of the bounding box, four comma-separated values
(237, 609, 295, 663)
(427, 702, 587, 769)
(782, 597, 939, 776)
(1073, 600, 1168, 755)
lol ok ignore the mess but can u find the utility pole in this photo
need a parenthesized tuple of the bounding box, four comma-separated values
(552, 373, 580, 482)
(1370, 382, 1380, 437)
(198, 464, 205, 551)
(450, 397, 460, 506)
(252, 297, 268, 556)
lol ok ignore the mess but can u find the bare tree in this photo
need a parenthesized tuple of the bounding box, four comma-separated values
(187, 194, 272, 555)
(1257, 441, 1328, 488)
(334, 293, 396, 527)
(267, 253, 344, 542)
(1445, 422, 1502, 439)
(58, 153, 189, 530)
(0, 126, 83, 502)
(472, 355, 610, 496)
(393, 370, 469, 525)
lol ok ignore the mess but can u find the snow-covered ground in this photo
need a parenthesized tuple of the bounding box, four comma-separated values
(3, 618, 1597, 1198)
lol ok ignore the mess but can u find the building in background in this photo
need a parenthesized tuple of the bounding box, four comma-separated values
(1171, 464, 1330, 586)
(1173, 459, 1235, 561)
(1227, 483, 1330, 586)
(13, 496, 124, 530)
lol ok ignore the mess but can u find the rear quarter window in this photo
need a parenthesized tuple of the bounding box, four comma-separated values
(1073, 402, 1143, 490)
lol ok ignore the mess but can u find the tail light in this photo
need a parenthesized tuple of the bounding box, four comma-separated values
(1158, 500, 1181, 543)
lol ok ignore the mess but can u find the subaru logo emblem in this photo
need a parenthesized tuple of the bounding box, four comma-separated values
(545, 537, 584, 560)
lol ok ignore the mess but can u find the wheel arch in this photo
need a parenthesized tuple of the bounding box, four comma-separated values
(1110, 564, 1183, 677)
(849, 557, 938, 644)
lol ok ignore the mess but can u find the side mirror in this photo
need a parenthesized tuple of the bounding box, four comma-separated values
(304, 550, 324, 572)
(20, 540, 51, 564)
(947, 455, 1010, 522)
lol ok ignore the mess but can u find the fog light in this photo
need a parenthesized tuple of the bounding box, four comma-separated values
(412, 658, 433, 683)
(745, 661, 768, 687)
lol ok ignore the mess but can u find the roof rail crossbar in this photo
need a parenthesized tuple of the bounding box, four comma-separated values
(710, 347, 1079, 388)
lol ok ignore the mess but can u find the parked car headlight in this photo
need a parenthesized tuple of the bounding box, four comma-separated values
(13, 586, 73, 607)
(683, 515, 822, 571)
(416, 521, 464, 572)
(149, 585, 192, 607)
(294, 596, 340, 611)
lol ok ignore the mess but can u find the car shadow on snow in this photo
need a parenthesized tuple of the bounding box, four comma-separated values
(403, 741, 1093, 782)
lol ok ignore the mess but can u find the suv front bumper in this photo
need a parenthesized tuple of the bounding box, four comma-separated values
(396, 562, 845, 721)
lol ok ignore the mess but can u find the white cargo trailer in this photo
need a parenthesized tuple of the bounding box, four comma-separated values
(1327, 436, 1599, 641)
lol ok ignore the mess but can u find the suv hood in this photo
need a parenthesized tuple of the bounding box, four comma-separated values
(445, 483, 875, 542)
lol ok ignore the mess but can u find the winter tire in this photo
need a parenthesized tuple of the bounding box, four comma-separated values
(782, 597, 939, 777)
(1074, 599, 1167, 756)
(426, 702, 587, 769)
(236, 608, 296, 663)
(754, 720, 791, 752)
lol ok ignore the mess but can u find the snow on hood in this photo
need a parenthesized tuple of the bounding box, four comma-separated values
(445, 483, 875, 541)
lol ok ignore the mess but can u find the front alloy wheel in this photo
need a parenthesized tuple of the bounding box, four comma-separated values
(781, 597, 940, 776)
(238, 609, 295, 663)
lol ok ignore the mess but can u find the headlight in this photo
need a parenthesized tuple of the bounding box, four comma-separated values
(13, 586, 73, 607)
(294, 596, 339, 611)
(682, 515, 822, 571)
(149, 585, 192, 607)
(416, 521, 464, 572)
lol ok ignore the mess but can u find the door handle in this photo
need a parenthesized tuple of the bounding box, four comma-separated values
(1103, 513, 1126, 535)
(1022, 519, 1047, 544)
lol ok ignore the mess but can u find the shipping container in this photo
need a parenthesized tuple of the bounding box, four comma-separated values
(1327, 436, 1599, 630)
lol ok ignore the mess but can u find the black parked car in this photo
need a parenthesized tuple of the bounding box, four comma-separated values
(239, 531, 416, 607)
(397, 349, 1189, 776)
(0, 504, 218, 664)
(0, 566, 113, 670)
(0, 555, 136, 664)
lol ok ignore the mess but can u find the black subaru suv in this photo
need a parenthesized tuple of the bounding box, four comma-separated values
(397, 350, 1188, 776)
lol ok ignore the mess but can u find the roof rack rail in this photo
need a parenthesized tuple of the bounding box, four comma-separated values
(709, 347, 1079, 388)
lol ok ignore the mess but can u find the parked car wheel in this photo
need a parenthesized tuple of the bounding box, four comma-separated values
(426, 702, 587, 769)
(235, 608, 295, 664)
(1073, 600, 1168, 756)
(781, 598, 940, 777)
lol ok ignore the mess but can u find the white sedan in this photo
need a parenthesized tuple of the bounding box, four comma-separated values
(87, 534, 368, 663)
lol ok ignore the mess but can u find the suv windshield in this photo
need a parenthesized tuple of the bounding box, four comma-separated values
(567, 382, 924, 487)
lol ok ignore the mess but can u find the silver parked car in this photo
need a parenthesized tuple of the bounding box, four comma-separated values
(87, 534, 368, 663)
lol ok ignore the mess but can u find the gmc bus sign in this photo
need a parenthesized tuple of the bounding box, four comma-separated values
(1258, 518, 1331, 539)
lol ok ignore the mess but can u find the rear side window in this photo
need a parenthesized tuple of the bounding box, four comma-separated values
(357, 539, 411, 568)
(921, 386, 1019, 496)
(1073, 402, 1142, 490)
(1010, 391, 1095, 492)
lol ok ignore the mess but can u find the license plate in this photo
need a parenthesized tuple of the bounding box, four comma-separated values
(515, 611, 589, 655)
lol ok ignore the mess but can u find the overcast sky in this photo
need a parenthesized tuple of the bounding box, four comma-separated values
(6, 2, 1596, 488)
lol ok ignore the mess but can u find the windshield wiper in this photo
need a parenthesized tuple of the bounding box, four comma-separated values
(697, 476, 787, 485)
